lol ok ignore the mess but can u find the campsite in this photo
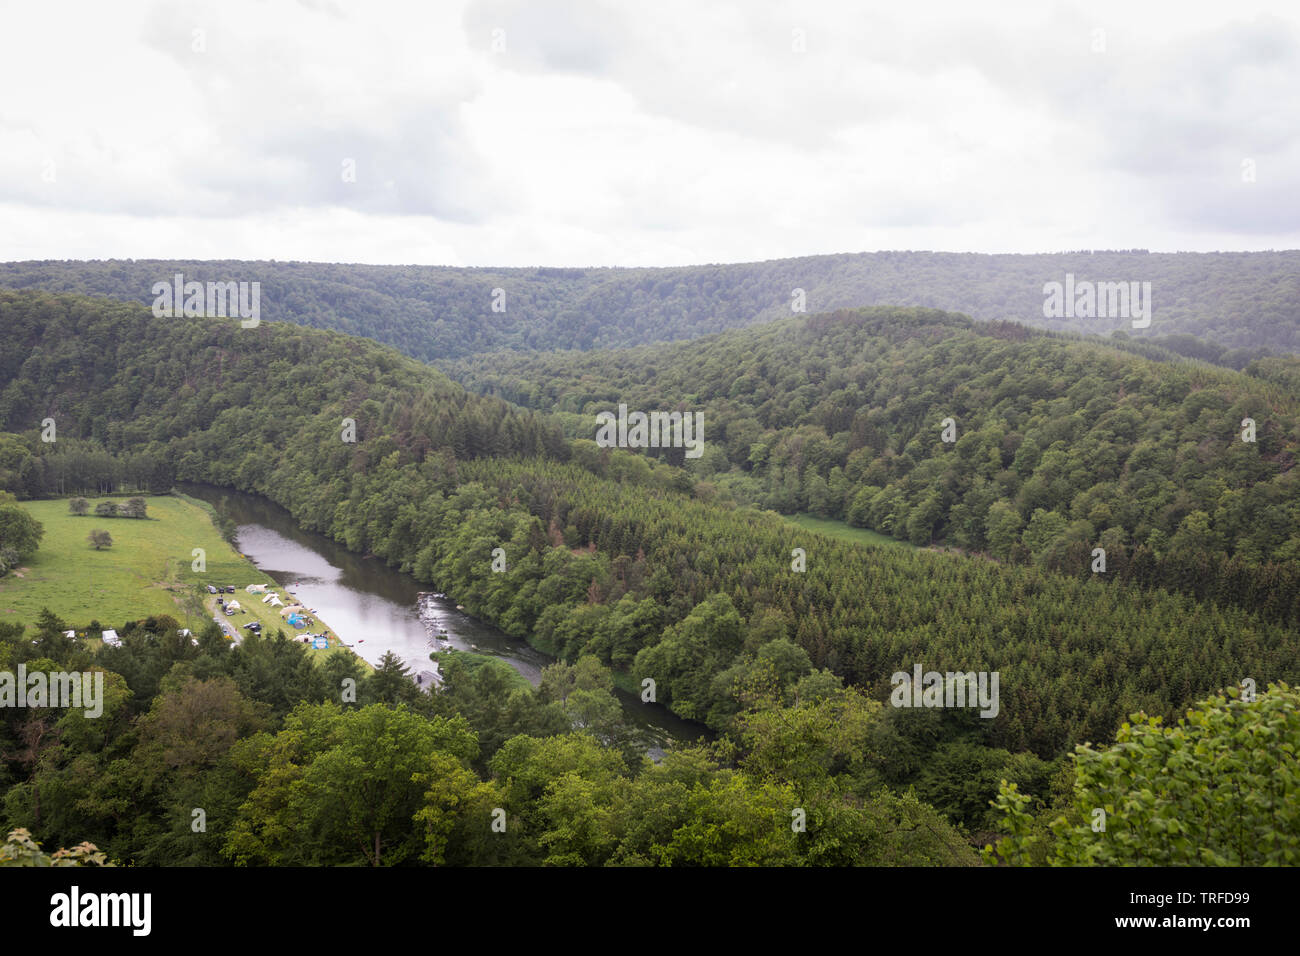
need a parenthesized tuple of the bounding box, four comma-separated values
(204, 578, 353, 664)
(0, 491, 359, 666)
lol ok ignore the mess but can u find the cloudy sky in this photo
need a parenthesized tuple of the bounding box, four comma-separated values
(1, 0, 1297, 266)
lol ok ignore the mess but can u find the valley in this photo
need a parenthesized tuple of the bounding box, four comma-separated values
(0, 278, 1296, 869)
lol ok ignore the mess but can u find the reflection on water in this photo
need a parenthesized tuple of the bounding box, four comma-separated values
(226, 519, 551, 684)
(180, 483, 706, 747)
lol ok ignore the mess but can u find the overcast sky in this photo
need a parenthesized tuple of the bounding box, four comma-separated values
(1, 0, 1297, 266)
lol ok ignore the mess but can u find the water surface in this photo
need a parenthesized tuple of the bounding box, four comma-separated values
(180, 483, 706, 748)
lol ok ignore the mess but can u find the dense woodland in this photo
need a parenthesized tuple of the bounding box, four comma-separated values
(1, 610, 981, 866)
(7, 604, 1291, 866)
(1, 290, 1297, 862)
(1, 251, 1298, 361)
(452, 307, 1300, 625)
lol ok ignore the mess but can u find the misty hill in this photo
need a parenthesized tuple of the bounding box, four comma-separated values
(1, 250, 1297, 362)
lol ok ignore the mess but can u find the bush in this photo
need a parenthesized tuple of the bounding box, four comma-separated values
(984, 682, 1300, 866)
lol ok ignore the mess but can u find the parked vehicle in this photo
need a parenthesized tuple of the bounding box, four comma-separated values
(206, 585, 218, 594)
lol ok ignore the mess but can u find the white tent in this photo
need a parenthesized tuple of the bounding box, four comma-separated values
(226, 601, 242, 612)
(246, 584, 269, 594)
(280, 605, 304, 618)
(101, 629, 121, 647)
(269, 596, 284, 608)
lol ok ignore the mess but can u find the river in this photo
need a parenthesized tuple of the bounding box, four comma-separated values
(179, 483, 706, 749)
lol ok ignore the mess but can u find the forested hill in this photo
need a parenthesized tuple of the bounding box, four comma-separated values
(1, 250, 1297, 361)
(2, 290, 1297, 774)
(0, 289, 570, 476)
(451, 306, 1300, 622)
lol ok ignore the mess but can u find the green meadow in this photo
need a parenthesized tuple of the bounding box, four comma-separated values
(0, 495, 346, 662)
(781, 513, 916, 550)
(430, 649, 531, 692)
(0, 495, 238, 632)
(0, 495, 362, 667)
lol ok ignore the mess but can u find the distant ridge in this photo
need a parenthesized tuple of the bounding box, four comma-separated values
(0, 250, 1296, 360)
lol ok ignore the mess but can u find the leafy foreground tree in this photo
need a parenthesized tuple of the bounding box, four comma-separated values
(224, 703, 480, 867)
(0, 828, 113, 867)
(984, 682, 1300, 866)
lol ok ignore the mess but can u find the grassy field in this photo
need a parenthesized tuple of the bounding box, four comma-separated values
(782, 513, 916, 550)
(0, 495, 237, 632)
(0, 495, 355, 666)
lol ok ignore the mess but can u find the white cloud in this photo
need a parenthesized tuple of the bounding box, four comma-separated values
(0, 0, 1296, 264)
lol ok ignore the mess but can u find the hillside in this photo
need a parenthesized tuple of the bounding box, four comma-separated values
(2, 291, 1296, 770)
(451, 306, 1300, 622)
(1, 251, 1297, 363)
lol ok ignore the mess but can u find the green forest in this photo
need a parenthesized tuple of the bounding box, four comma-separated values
(2, 250, 1297, 361)
(451, 307, 1300, 625)
(1, 289, 1296, 866)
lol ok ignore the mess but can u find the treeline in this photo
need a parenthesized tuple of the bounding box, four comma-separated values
(4, 611, 1296, 866)
(0, 610, 977, 866)
(450, 307, 1300, 625)
(1, 250, 1297, 361)
(71, 496, 149, 519)
(2, 291, 1297, 813)
(0, 433, 172, 497)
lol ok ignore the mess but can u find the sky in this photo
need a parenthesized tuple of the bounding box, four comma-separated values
(1, 0, 1297, 266)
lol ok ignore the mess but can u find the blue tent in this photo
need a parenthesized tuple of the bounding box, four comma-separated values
(287, 613, 306, 628)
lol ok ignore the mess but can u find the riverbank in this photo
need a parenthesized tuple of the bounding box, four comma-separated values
(183, 482, 707, 744)
(174, 491, 366, 667)
(202, 588, 368, 668)
(0, 492, 368, 675)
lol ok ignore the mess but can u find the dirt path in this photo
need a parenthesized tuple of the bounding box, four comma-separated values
(203, 595, 241, 641)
